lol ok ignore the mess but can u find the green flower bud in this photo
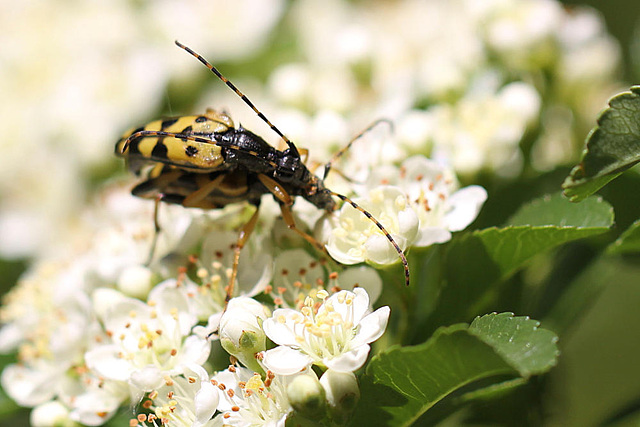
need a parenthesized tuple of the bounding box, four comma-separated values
(320, 369, 360, 424)
(287, 373, 327, 419)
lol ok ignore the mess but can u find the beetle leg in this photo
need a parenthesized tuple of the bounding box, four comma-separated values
(279, 203, 327, 253)
(145, 196, 162, 265)
(298, 147, 309, 163)
(131, 169, 184, 264)
(226, 205, 261, 306)
(182, 174, 226, 207)
(257, 174, 326, 252)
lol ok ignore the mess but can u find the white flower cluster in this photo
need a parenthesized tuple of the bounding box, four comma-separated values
(0, 181, 395, 426)
(0, 0, 622, 425)
(254, 0, 621, 176)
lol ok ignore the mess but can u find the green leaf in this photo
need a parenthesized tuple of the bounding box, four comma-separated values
(562, 86, 640, 202)
(505, 193, 614, 228)
(469, 313, 559, 377)
(353, 314, 558, 427)
(418, 194, 613, 334)
(607, 219, 640, 255)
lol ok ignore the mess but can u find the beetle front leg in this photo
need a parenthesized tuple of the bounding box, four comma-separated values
(226, 205, 261, 306)
(257, 174, 326, 253)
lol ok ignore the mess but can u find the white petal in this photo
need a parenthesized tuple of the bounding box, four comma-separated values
(338, 267, 382, 304)
(262, 346, 313, 375)
(193, 381, 219, 427)
(349, 288, 371, 325)
(175, 335, 211, 368)
(0, 324, 23, 353)
(192, 312, 223, 340)
(397, 207, 420, 239)
(413, 227, 452, 247)
(129, 365, 164, 392)
(445, 186, 487, 232)
(326, 238, 364, 265)
(324, 345, 370, 372)
(262, 309, 301, 346)
(84, 345, 133, 382)
(31, 401, 70, 427)
(365, 234, 405, 265)
(352, 306, 390, 347)
(1, 364, 59, 406)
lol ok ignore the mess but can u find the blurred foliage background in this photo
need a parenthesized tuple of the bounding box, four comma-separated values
(1, 0, 640, 426)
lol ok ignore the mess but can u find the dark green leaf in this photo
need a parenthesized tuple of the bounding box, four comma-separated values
(563, 86, 640, 202)
(422, 195, 611, 333)
(506, 193, 614, 228)
(418, 194, 613, 335)
(607, 219, 640, 255)
(353, 314, 559, 427)
(469, 313, 559, 377)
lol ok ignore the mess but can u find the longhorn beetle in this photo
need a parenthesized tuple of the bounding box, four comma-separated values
(116, 41, 410, 303)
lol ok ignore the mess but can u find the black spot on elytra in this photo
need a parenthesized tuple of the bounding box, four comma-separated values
(195, 116, 208, 123)
(151, 141, 168, 159)
(161, 118, 178, 129)
(185, 145, 198, 157)
(181, 125, 193, 134)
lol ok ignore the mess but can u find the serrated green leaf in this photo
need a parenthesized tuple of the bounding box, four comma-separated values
(469, 313, 559, 377)
(353, 314, 558, 426)
(506, 193, 613, 228)
(607, 219, 640, 255)
(419, 194, 613, 334)
(562, 86, 640, 202)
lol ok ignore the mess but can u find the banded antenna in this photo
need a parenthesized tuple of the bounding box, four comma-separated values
(175, 40, 299, 157)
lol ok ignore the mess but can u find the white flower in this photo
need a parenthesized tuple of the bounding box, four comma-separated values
(262, 288, 390, 374)
(62, 376, 129, 426)
(366, 155, 487, 247)
(212, 366, 297, 426)
(267, 249, 383, 308)
(85, 286, 209, 399)
(478, 0, 563, 70)
(0, 260, 105, 408)
(427, 82, 541, 176)
(134, 364, 219, 427)
(150, 0, 285, 62)
(322, 186, 419, 266)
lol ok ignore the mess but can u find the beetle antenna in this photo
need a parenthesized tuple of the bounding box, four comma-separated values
(323, 119, 394, 179)
(326, 190, 410, 287)
(175, 40, 299, 157)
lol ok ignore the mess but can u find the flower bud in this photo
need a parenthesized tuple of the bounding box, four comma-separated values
(320, 370, 360, 424)
(219, 297, 270, 372)
(286, 373, 326, 419)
